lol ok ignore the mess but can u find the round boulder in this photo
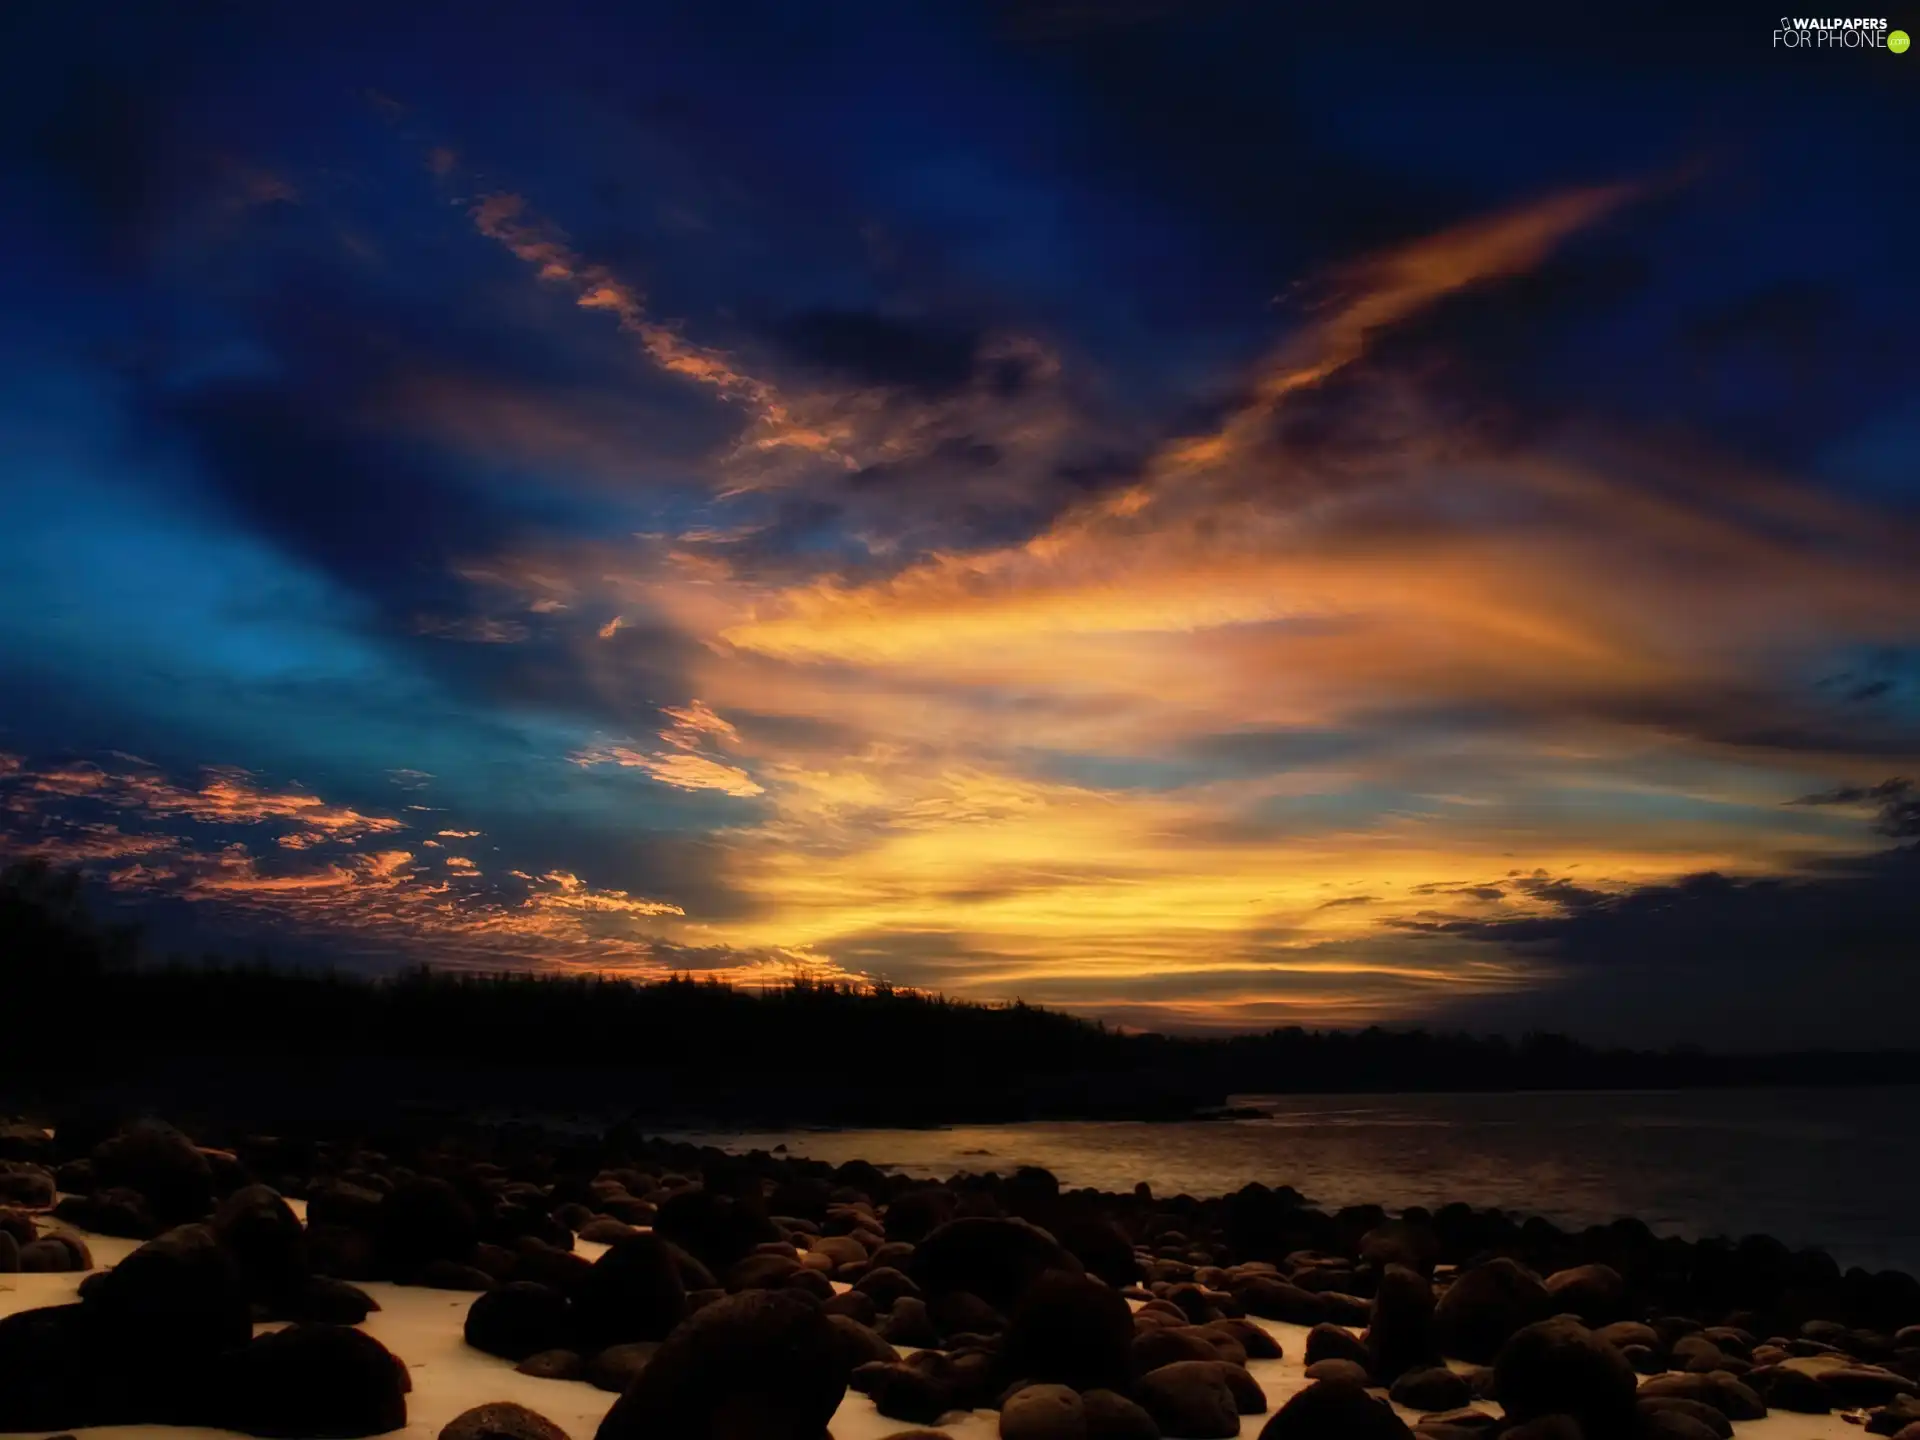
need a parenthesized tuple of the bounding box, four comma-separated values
(593, 1290, 846, 1440)
(1493, 1317, 1637, 1430)
(439, 1401, 572, 1440)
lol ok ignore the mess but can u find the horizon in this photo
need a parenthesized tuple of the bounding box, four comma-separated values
(2, 2, 1917, 1051)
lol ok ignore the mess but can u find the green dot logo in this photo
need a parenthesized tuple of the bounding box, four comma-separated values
(1891, 29, 1912, 52)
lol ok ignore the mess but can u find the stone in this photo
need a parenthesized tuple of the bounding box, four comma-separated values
(827, 1312, 900, 1369)
(1543, 1265, 1629, 1327)
(1082, 1387, 1161, 1440)
(593, 1290, 847, 1440)
(910, 1217, 1082, 1311)
(1368, 1263, 1439, 1380)
(585, 1342, 657, 1394)
(1005, 1271, 1135, 1393)
(1634, 1372, 1767, 1420)
(271, 1275, 380, 1324)
(219, 1323, 409, 1438)
(1633, 1397, 1733, 1438)
(516, 1349, 584, 1381)
(1257, 1379, 1415, 1440)
(464, 1282, 571, 1362)
(87, 1223, 253, 1356)
(573, 1234, 686, 1348)
(90, 1122, 213, 1227)
(1305, 1358, 1372, 1384)
(855, 1264, 923, 1307)
(1132, 1360, 1242, 1438)
(1000, 1383, 1088, 1439)
(1493, 1318, 1637, 1431)
(1435, 1258, 1551, 1364)
(1391, 1364, 1473, 1410)
(1235, 1276, 1328, 1324)
(378, 1178, 479, 1278)
(439, 1401, 572, 1440)
(0, 1162, 56, 1209)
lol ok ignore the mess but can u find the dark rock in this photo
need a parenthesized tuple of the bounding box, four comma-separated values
(1634, 1372, 1767, 1419)
(855, 1264, 924, 1307)
(1132, 1327, 1224, 1376)
(1493, 1318, 1637, 1430)
(1501, 1416, 1584, 1440)
(516, 1349, 584, 1381)
(1362, 1220, 1441, 1276)
(417, 1259, 499, 1291)
(0, 1162, 56, 1209)
(1306, 1321, 1372, 1368)
(1749, 1364, 1830, 1413)
(1633, 1397, 1733, 1438)
(1597, 1322, 1659, 1352)
(1621, 1345, 1663, 1375)
(910, 1217, 1082, 1311)
(1083, 1387, 1160, 1440)
(465, 1282, 571, 1362)
(1133, 1360, 1242, 1438)
(1544, 1266, 1629, 1327)
(578, 1218, 638, 1245)
(585, 1342, 658, 1394)
(90, 1122, 213, 1227)
(932, 1287, 1009, 1338)
(379, 1178, 480, 1278)
(0, 1304, 121, 1429)
(1235, 1276, 1329, 1324)
(880, 1294, 941, 1347)
(593, 1290, 847, 1440)
(87, 1223, 252, 1355)
(816, 1286, 873, 1320)
(1257, 1379, 1415, 1440)
(828, 1312, 900, 1369)
(307, 1223, 379, 1282)
(1060, 1218, 1145, 1289)
(1369, 1263, 1439, 1380)
(1310, 1358, 1376, 1384)
(307, 1181, 385, 1234)
(1000, 1382, 1088, 1439)
(212, 1185, 308, 1301)
(439, 1401, 572, 1440)
(1638, 1410, 1723, 1440)
(1391, 1365, 1473, 1410)
(1435, 1258, 1551, 1364)
(652, 1188, 782, 1274)
(1869, 1398, 1920, 1436)
(573, 1233, 686, 1348)
(1005, 1271, 1135, 1393)
(220, 1322, 409, 1438)
(861, 1362, 951, 1424)
(55, 1187, 163, 1239)
(271, 1275, 379, 1324)
(1209, 1316, 1283, 1359)
(1819, 1366, 1918, 1407)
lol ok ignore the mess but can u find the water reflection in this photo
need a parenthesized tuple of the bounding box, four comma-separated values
(666, 1086, 1920, 1275)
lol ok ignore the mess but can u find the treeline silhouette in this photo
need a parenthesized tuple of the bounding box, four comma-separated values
(3, 859, 1913, 1126)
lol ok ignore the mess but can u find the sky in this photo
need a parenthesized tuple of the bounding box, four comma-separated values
(1, 0, 1916, 1049)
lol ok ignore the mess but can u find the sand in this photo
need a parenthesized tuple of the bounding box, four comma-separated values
(0, 1205, 1888, 1440)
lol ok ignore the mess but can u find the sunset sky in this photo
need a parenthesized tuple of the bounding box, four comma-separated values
(2, 1, 1916, 1048)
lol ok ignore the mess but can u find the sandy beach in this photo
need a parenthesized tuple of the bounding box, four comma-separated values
(2, 1191, 1905, 1440)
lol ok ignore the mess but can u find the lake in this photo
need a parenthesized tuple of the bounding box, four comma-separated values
(666, 1085, 1920, 1276)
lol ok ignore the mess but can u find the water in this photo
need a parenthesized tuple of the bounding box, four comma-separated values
(664, 1086, 1920, 1277)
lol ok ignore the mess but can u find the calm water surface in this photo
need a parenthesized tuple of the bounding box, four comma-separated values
(666, 1087, 1920, 1276)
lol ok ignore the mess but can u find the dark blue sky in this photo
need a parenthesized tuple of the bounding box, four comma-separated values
(2, 0, 1916, 1046)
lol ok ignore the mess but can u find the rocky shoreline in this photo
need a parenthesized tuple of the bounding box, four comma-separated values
(2, 1116, 1917, 1440)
